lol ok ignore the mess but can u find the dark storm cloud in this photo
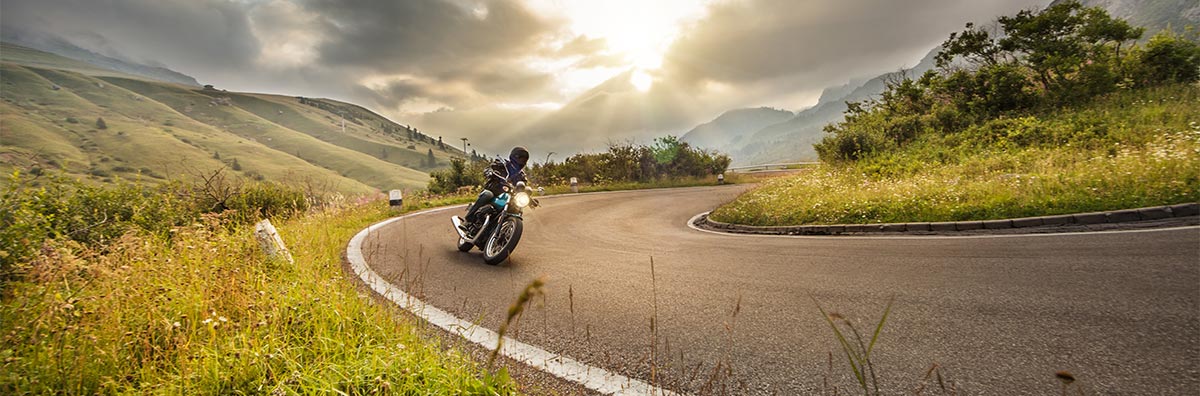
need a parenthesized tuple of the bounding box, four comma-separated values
(307, 0, 552, 74)
(1, 0, 261, 76)
(467, 67, 556, 99)
(303, 0, 567, 111)
(352, 79, 441, 109)
(663, 0, 1047, 90)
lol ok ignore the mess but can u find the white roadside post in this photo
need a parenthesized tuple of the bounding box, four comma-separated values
(254, 219, 293, 264)
(388, 189, 403, 211)
(717, 173, 725, 185)
(569, 177, 578, 193)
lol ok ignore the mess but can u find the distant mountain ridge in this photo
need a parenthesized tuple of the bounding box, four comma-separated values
(680, 107, 794, 150)
(1, 28, 200, 86)
(689, 47, 939, 166)
(1052, 0, 1200, 35)
(689, 0, 1197, 166)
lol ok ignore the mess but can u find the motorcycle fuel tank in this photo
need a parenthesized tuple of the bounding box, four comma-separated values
(492, 193, 510, 209)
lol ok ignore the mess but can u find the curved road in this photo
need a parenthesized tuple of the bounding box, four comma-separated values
(358, 185, 1199, 395)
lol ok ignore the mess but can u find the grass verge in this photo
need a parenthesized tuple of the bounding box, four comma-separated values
(0, 199, 516, 394)
(710, 85, 1200, 226)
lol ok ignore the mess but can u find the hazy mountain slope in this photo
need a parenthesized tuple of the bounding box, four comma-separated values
(680, 107, 794, 151)
(1, 30, 200, 86)
(726, 47, 940, 165)
(1, 44, 464, 193)
(1055, 0, 1200, 35)
(0, 42, 143, 79)
(510, 69, 695, 155)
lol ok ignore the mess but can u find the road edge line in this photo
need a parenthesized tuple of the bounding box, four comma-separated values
(347, 206, 683, 396)
(687, 211, 1200, 240)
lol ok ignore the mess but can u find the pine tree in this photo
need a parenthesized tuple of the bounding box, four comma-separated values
(231, 158, 242, 171)
(426, 149, 435, 167)
(95, 117, 107, 130)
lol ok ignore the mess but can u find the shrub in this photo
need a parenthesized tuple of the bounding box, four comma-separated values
(815, 126, 890, 162)
(1133, 30, 1200, 86)
(0, 169, 314, 283)
(815, 3, 1195, 164)
(528, 136, 730, 185)
(95, 117, 107, 130)
(428, 157, 486, 194)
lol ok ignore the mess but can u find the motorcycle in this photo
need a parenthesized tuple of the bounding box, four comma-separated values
(450, 175, 538, 265)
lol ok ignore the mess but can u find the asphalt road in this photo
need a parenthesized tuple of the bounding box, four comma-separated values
(359, 185, 1200, 395)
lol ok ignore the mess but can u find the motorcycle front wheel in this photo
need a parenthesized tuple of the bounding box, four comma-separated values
(483, 217, 523, 265)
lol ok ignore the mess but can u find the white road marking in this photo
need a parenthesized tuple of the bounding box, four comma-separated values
(687, 211, 1200, 240)
(347, 206, 683, 396)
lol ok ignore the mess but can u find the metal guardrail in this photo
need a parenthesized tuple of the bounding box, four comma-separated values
(727, 162, 819, 173)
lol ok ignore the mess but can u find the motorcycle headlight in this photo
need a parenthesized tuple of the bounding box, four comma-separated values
(514, 192, 531, 208)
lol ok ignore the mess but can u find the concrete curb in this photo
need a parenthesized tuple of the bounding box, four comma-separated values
(697, 203, 1200, 236)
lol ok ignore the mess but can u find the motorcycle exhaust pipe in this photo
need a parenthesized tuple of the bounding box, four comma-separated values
(451, 216, 471, 240)
(451, 215, 490, 244)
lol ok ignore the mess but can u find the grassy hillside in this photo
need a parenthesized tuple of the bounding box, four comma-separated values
(711, 84, 1200, 225)
(710, 4, 1200, 226)
(0, 43, 465, 194)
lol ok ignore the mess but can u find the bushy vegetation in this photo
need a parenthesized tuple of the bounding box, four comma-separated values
(815, 1, 1199, 162)
(531, 136, 731, 186)
(714, 2, 1200, 226)
(0, 172, 515, 394)
(427, 157, 489, 195)
(0, 169, 308, 284)
(427, 136, 731, 194)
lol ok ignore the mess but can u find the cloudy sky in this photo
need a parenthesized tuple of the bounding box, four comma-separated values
(3, 0, 1047, 157)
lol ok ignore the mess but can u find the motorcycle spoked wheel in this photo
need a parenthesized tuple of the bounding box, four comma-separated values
(483, 217, 523, 265)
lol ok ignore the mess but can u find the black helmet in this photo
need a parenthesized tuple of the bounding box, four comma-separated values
(509, 146, 529, 166)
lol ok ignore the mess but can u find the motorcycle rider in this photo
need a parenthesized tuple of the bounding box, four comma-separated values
(462, 146, 530, 227)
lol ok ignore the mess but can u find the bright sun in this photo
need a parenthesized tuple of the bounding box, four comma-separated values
(559, 0, 711, 68)
(527, 0, 713, 92)
(630, 70, 653, 91)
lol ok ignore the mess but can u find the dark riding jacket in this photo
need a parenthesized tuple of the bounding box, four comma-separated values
(483, 158, 527, 195)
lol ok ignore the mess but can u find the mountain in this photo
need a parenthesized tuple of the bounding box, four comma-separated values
(701, 0, 1198, 166)
(714, 47, 940, 165)
(1, 43, 464, 194)
(1, 28, 200, 86)
(1053, 0, 1200, 35)
(509, 69, 694, 155)
(680, 107, 794, 150)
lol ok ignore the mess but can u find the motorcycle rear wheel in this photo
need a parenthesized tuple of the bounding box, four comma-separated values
(457, 236, 474, 252)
